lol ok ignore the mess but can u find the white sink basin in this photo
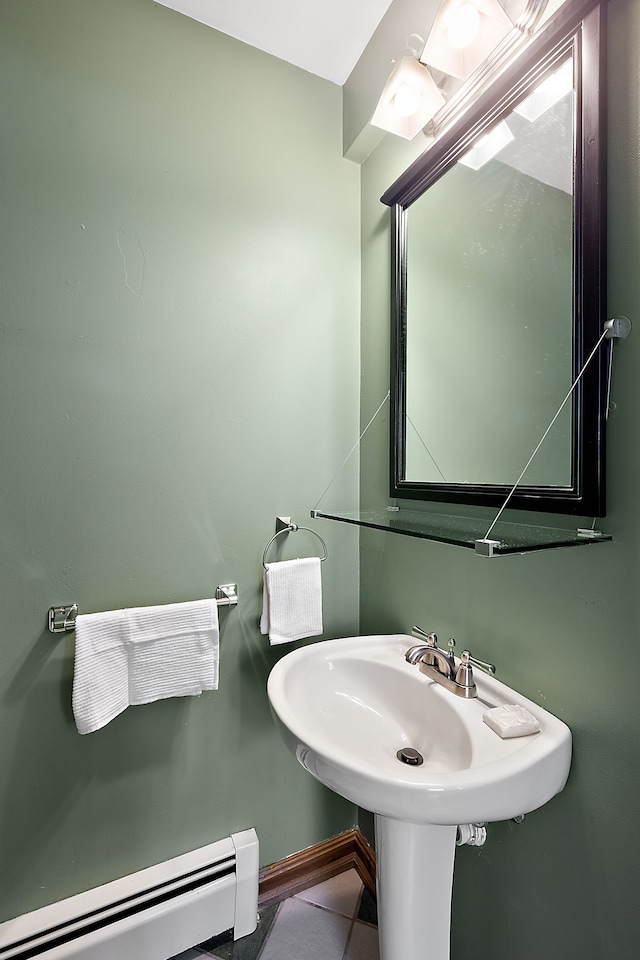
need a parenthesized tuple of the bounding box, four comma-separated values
(267, 634, 572, 825)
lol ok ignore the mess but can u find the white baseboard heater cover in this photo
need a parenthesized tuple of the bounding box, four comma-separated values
(0, 828, 259, 960)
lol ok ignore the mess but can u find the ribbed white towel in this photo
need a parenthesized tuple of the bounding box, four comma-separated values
(260, 557, 323, 645)
(72, 598, 219, 735)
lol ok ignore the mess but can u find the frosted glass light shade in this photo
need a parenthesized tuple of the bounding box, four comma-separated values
(421, 0, 514, 80)
(457, 119, 514, 169)
(371, 57, 446, 140)
(514, 58, 574, 122)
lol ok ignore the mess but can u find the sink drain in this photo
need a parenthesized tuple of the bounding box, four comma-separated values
(396, 747, 423, 766)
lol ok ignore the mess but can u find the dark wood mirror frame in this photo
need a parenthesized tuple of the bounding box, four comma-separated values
(383, 0, 607, 517)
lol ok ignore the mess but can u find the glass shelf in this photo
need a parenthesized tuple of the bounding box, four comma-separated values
(311, 507, 611, 557)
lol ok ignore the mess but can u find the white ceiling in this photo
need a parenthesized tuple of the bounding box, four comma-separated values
(154, 0, 395, 86)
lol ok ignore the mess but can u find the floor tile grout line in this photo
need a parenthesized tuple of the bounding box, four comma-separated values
(354, 917, 378, 929)
(255, 897, 354, 960)
(341, 916, 358, 960)
(292, 898, 363, 922)
(254, 890, 363, 960)
(292, 874, 365, 922)
(253, 900, 282, 960)
(289, 897, 360, 922)
(354, 881, 365, 922)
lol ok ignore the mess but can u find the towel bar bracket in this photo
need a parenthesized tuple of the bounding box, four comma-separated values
(48, 604, 78, 634)
(48, 585, 239, 635)
(215, 583, 239, 607)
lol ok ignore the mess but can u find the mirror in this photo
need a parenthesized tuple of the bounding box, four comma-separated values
(383, 0, 606, 516)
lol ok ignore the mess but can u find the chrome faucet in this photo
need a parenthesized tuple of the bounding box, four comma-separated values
(405, 625, 496, 700)
(405, 627, 456, 678)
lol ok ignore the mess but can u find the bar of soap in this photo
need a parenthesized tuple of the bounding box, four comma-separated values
(483, 704, 541, 738)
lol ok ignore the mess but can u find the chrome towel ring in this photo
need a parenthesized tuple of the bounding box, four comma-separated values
(262, 520, 328, 569)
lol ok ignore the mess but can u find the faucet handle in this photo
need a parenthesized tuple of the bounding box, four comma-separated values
(411, 625, 437, 646)
(464, 651, 497, 676)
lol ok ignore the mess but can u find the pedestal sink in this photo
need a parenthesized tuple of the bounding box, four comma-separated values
(267, 634, 572, 960)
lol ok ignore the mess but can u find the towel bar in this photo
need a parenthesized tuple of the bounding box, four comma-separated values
(48, 584, 239, 634)
(262, 517, 328, 569)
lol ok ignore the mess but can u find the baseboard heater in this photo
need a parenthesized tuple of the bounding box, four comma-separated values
(0, 829, 259, 960)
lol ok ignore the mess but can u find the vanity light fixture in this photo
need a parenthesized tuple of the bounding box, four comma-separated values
(457, 118, 514, 169)
(421, 0, 514, 80)
(371, 55, 446, 140)
(513, 57, 574, 122)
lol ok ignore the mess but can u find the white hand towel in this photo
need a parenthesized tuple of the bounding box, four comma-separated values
(71, 608, 130, 736)
(260, 557, 323, 644)
(72, 598, 219, 735)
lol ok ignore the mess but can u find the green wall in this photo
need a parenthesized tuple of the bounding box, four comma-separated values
(359, 1, 640, 958)
(0, 0, 361, 922)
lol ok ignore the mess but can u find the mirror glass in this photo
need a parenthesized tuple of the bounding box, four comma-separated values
(384, 3, 606, 516)
(405, 56, 574, 487)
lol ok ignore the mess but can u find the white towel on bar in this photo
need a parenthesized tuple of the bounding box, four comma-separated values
(72, 598, 219, 735)
(260, 557, 323, 645)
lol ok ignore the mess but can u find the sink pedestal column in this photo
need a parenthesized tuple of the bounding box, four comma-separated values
(374, 816, 457, 960)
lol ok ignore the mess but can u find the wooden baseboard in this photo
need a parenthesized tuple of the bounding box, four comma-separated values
(258, 828, 376, 908)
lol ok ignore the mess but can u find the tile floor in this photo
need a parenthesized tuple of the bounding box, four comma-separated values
(171, 868, 379, 960)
